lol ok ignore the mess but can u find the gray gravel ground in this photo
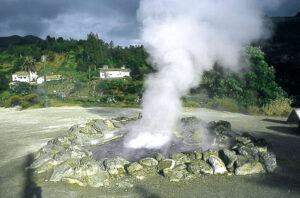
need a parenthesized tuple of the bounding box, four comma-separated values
(0, 106, 299, 198)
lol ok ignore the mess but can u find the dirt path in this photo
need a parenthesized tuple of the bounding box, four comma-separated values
(0, 107, 299, 198)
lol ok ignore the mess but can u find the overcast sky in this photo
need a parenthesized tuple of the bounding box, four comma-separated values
(0, 0, 299, 46)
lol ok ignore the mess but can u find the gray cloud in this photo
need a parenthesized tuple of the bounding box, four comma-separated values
(0, 0, 299, 46)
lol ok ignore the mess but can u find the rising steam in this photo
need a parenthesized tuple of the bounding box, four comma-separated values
(125, 0, 277, 149)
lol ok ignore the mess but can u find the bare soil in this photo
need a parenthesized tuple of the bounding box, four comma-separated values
(0, 106, 299, 198)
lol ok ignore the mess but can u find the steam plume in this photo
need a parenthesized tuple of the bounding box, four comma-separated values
(125, 0, 277, 149)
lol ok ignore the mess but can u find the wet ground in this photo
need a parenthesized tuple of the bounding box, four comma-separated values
(0, 106, 299, 198)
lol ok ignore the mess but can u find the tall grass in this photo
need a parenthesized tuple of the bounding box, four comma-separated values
(262, 98, 293, 117)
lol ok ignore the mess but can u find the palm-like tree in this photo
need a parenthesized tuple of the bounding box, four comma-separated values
(21, 56, 37, 74)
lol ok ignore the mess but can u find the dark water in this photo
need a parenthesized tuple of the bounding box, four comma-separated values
(88, 133, 201, 161)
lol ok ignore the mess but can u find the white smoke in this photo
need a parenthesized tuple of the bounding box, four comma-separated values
(125, 0, 276, 149)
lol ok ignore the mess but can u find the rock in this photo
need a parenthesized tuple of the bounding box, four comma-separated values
(236, 137, 252, 145)
(126, 162, 143, 174)
(207, 120, 231, 134)
(237, 144, 267, 161)
(157, 159, 175, 171)
(163, 164, 189, 182)
(50, 162, 75, 182)
(34, 143, 64, 160)
(30, 152, 54, 169)
(208, 155, 227, 174)
(139, 157, 158, 167)
(104, 157, 129, 176)
(187, 160, 213, 175)
(259, 152, 277, 173)
(235, 161, 265, 175)
(171, 153, 191, 165)
(238, 145, 259, 161)
(74, 157, 109, 187)
(51, 136, 72, 146)
(53, 145, 89, 164)
(183, 151, 196, 161)
(193, 148, 203, 160)
(62, 178, 86, 187)
(219, 149, 237, 170)
(75, 157, 101, 177)
(90, 119, 113, 132)
(203, 149, 219, 162)
(154, 153, 165, 161)
(235, 155, 249, 167)
(34, 159, 60, 174)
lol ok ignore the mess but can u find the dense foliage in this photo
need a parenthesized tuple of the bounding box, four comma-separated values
(200, 46, 286, 107)
(0, 28, 295, 114)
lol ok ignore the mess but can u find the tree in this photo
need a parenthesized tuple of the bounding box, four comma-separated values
(83, 33, 105, 80)
(0, 72, 9, 92)
(21, 56, 37, 73)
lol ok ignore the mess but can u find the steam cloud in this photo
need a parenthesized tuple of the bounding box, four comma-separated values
(125, 0, 277, 149)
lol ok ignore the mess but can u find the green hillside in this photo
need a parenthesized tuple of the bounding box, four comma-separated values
(0, 16, 298, 116)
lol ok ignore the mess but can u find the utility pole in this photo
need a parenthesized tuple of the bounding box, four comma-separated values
(42, 55, 49, 107)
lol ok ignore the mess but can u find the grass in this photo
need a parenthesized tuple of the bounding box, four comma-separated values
(184, 96, 293, 117)
(262, 98, 293, 117)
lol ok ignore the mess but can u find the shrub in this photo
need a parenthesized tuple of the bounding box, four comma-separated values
(246, 105, 261, 115)
(21, 94, 40, 108)
(183, 100, 200, 107)
(262, 98, 293, 117)
(10, 82, 33, 95)
(7, 95, 22, 107)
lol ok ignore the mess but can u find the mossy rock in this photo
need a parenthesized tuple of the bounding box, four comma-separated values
(157, 159, 175, 171)
(235, 161, 265, 175)
(163, 164, 190, 182)
(203, 149, 219, 162)
(187, 159, 213, 175)
(235, 155, 250, 167)
(139, 157, 158, 167)
(219, 149, 237, 170)
(171, 153, 191, 165)
(193, 148, 203, 160)
(153, 153, 165, 161)
(126, 162, 143, 174)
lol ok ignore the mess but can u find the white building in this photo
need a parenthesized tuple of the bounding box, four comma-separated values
(12, 71, 38, 83)
(99, 65, 130, 79)
(37, 75, 62, 84)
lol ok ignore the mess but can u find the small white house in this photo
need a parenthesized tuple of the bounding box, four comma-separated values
(99, 65, 130, 79)
(37, 75, 62, 84)
(12, 71, 38, 82)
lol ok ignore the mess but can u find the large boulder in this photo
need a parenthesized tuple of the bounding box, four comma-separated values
(235, 161, 265, 175)
(259, 152, 277, 173)
(171, 153, 191, 165)
(68, 119, 117, 146)
(219, 149, 237, 171)
(126, 162, 143, 175)
(235, 155, 250, 168)
(74, 157, 109, 187)
(208, 155, 227, 174)
(104, 157, 129, 176)
(163, 164, 190, 182)
(203, 149, 219, 162)
(187, 160, 213, 175)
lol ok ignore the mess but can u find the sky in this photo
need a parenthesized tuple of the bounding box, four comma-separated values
(0, 0, 299, 46)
